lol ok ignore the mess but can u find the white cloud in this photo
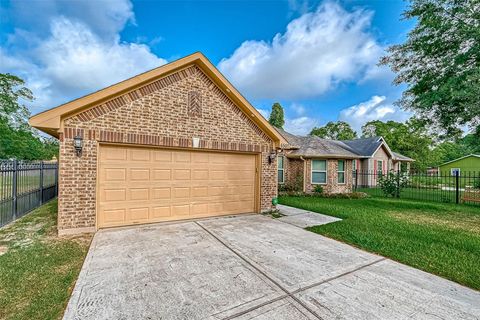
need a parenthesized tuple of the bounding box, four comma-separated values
(8, 0, 134, 39)
(339, 95, 411, 132)
(285, 116, 318, 135)
(218, 1, 385, 100)
(38, 18, 165, 94)
(290, 103, 306, 116)
(1, 1, 166, 112)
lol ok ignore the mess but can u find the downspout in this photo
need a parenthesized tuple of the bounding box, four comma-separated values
(300, 156, 306, 193)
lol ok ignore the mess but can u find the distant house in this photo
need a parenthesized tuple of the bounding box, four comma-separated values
(277, 129, 414, 194)
(438, 154, 480, 176)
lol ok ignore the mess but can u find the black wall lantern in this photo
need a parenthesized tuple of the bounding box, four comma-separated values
(73, 135, 83, 156)
(268, 150, 277, 164)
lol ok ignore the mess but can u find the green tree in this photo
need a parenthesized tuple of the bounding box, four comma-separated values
(380, 0, 480, 137)
(310, 121, 357, 140)
(0, 73, 32, 128)
(0, 73, 59, 160)
(362, 119, 434, 171)
(268, 102, 285, 129)
(430, 134, 480, 165)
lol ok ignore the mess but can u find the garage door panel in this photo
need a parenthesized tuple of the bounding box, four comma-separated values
(130, 149, 151, 161)
(174, 151, 191, 162)
(128, 207, 150, 221)
(130, 188, 149, 201)
(130, 169, 150, 180)
(172, 205, 190, 216)
(103, 189, 126, 202)
(173, 169, 191, 180)
(98, 145, 256, 228)
(173, 187, 190, 199)
(102, 148, 127, 161)
(152, 206, 171, 218)
(103, 209, 126, 224)
(153, 169, 171, 180)
(103, 168, 126, 182)
(192, 169, 209, 180)
(152, 187, 171, 199)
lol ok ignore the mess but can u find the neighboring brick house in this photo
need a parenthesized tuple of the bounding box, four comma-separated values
(30, 53, 285, 235)
(277, 129, 414, 193)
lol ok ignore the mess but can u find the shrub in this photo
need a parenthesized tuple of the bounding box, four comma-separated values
(278, 175, 303, 193)
(318, 192, 368, 199)
(313, 185, 324, 194)
(474, 178, 480, 189)
(378, 172, 408, 197)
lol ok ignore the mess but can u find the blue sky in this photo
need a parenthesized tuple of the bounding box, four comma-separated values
(0, 0, 415, 135)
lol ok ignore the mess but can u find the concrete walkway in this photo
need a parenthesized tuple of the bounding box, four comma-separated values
(64, 215, 480, 320)
(276, 204, 341, 228)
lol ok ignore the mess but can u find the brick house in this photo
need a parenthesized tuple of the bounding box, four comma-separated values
(277, 129, 414, 193)
(30, 53, 285, 235)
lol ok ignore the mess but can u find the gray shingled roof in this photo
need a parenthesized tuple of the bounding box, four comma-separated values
(276, 128, 363, 158)
(341, 137, 383, 157)
(392, 151, 415, 162)
(276, 128, 413, 161)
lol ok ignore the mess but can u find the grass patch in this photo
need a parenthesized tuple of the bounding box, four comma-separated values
(279, 195, 480, 290)
(0, 200, 92, 320)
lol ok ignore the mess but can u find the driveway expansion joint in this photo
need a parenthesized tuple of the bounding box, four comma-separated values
(196, 221, 386, 320)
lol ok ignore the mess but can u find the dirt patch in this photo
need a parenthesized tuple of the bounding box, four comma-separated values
(0, 245, 7, 256)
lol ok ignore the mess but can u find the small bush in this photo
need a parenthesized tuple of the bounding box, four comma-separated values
(378, 172, 408, 197)
(313, 185, 324, 194)
(278, 175, 303, 193)
(473, 178, 480, 189)
(318, 192, 369, 199)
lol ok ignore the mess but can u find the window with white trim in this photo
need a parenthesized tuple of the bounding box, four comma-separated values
(450, 168, 461, 176)
(312, 160, 327, 184)
(377, 160, 383, 177)
(278, 156, 285, 184)
(352, 159, 356, 172)
(338, 160, 345, 184)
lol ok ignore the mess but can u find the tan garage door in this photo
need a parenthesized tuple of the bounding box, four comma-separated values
(97, 145, 257, 228)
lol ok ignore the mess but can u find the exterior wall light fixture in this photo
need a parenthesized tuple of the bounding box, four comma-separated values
(268, 151, 277, 164)
(73, 136, 83, 157)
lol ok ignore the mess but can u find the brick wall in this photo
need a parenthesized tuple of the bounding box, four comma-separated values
(304, 159, 353, 194)
(284, 157, 304, 191)
(58, 65, 277, 232)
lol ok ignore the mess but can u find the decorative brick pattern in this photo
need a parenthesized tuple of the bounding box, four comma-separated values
(187, 91, 202, 117)
(58, 65, 277, 232)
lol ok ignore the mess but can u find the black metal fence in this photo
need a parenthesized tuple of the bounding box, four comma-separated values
(1, 160, 58, 227)
(353, 170, 480, 205)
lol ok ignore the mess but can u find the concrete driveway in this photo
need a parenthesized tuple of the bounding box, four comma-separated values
(64, 214, 480, 320)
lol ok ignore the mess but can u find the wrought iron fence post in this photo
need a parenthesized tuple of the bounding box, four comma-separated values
(39, 161, 44, 205)
(12, 159, 18, 220)
(55, 162, 59, 196)
(455, 171, 460, 204)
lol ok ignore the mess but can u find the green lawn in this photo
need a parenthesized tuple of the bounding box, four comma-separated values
(279, 195, 480, 290)
(0, 200, 92, 320)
